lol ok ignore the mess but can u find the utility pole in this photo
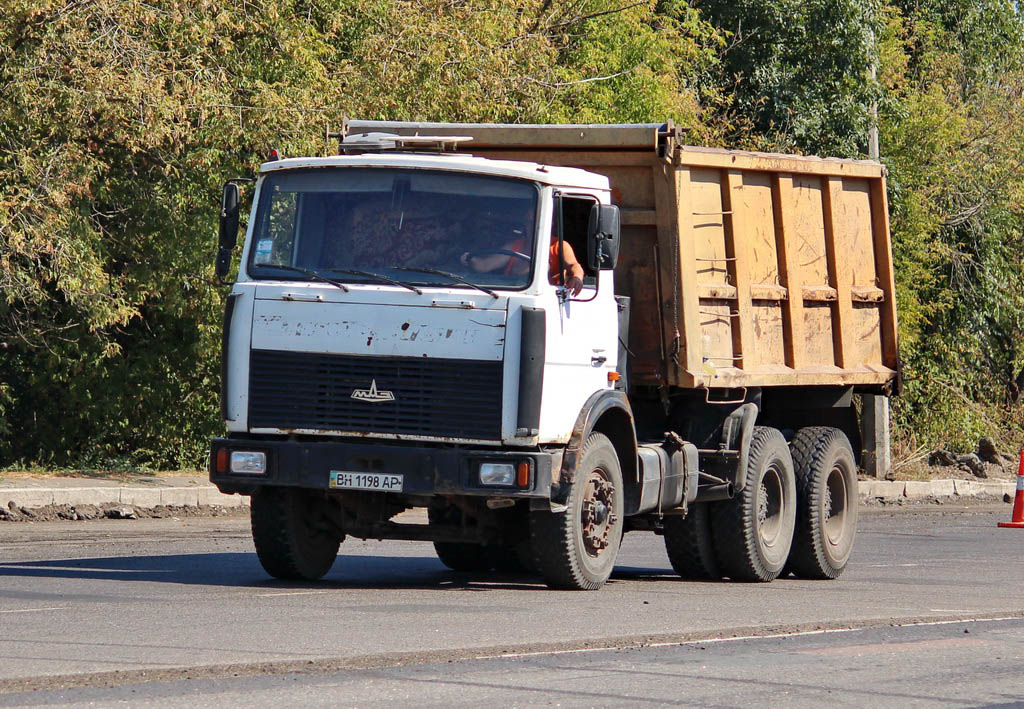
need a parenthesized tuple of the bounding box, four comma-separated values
(861, 24, 890, 478)
(868, 55, 880, 161)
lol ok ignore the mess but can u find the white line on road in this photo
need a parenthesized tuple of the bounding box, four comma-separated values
(897, 616, 1019, 628)
(0, 607, 66, 614)
(472, 616, 1023, 661)
(255, 590, 332, 598)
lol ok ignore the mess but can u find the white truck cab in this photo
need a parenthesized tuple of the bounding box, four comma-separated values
(220, 148, 621, 448)
(211, 135, 641, 589)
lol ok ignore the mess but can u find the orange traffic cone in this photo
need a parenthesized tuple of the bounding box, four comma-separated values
(998, 449, 1024, 528)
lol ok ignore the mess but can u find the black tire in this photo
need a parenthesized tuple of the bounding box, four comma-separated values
(429, 506, 493, 572)
(711, 426, 796, 582)
(433, 541, 492, 572)
(786, 427, 858, 579)
(488, 541, 533, 573)
(488, 504, 535, 574)
(250, 487, 342, 581)
(663, 502, 721, 580)
(530, 432, 624, 590)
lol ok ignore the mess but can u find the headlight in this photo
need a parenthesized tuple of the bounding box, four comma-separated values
(230, 451, 267, 474)
(479, 462, 515, 486)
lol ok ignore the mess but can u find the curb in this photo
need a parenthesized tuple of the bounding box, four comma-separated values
(859, 478, 1014, 502)
(0, 479, 1012, 512)
(0, 486, 249, 511)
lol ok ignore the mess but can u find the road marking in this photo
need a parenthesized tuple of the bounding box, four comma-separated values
(0, 607, 65, 614)
(255, 590, 332, 598)
(796, 636, 988, 656)
(475, 646, 623, 660)
(896, 616, 1018, 628)
(0, 565, 165, 573)
(473, 617, 1023, 660)
(652, 626, 862, 647)
(866, 563, 921, 567)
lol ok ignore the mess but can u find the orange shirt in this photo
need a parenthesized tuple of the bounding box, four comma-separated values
(501, 237, 584, 283)
(548, 240, 584, 283)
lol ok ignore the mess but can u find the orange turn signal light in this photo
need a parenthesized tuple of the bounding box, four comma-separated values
(516, 461, 530, 487)
(215, 448, 229, 474)
(608, 371, 621, 382)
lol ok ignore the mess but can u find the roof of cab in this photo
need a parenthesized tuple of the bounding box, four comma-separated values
(258, 152, 610, 191)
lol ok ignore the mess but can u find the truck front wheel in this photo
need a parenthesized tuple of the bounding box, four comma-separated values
(711, 426, 796, 582)
(250, 487, 343, 581)
(530, 432, 624, 590)
(786, 427, 858, 579)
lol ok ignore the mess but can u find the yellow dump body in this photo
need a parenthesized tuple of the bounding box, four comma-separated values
(343, 121, 900, 392)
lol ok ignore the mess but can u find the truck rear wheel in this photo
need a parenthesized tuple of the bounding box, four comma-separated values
(663, 502, 721, 580)
(786, 427, 858, 579)
(530, 432, 624, 590)
(711, 426, 796, 582)
(250, 487, 342, 581)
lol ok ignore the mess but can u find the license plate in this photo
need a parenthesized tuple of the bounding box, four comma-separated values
(329, 471, 404, 492)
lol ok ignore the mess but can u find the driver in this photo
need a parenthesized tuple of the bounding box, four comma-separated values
(461, 233, 584, 296)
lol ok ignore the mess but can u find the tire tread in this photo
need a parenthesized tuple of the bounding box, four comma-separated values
(530, 432, 622, 590)
(711, 426, 795, 582)
(251, 488, 341, 581)
(787, 426, 857, 580)
(663, 503, 721, 580)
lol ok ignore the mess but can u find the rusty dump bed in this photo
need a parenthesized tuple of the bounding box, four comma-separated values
(344, 120, 899, 392)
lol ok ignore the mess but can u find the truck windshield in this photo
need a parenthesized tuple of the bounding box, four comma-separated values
(248, 168, 539, 290)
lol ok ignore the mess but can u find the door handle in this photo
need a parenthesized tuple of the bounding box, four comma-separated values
(281, 292, 324, 302)
(591, 355, 607, 366)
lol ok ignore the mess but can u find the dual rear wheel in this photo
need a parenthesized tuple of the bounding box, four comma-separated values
(664, 425, 857, 582)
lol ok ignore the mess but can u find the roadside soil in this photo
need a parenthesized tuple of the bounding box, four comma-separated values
(0, 502, 248, 523)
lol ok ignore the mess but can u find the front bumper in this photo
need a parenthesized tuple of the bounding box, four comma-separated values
(209, 437, 555, 498)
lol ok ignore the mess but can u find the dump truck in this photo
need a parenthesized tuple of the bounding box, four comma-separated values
(209, 121, 899, 590)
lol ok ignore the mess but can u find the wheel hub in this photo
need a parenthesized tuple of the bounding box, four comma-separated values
(824, 466, 848, 544)
(582, 472, 617, 556)
(757, 466, 784, 548)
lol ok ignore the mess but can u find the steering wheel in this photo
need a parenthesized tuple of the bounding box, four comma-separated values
(464, 248, 531, 262)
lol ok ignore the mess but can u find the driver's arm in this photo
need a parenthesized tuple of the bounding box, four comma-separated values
(462, 251, 512, 272)
(461, 237, 527, 273)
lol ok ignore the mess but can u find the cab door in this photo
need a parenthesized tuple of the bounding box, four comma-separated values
(539, 193, 619, 437)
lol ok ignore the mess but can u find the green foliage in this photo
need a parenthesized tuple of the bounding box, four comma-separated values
(694, 0, 883, 155)
(879, 2, 1024, 450)
(0, 1, 722, 469)
(1, 0, 1022, 469)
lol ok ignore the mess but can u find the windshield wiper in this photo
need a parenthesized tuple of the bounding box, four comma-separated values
(323, 268, 423, 295)
(391, 266, 499, 299)
(254, 263, 349, 292)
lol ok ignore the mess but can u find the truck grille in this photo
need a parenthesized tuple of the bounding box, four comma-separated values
(248, 350, 503, 440)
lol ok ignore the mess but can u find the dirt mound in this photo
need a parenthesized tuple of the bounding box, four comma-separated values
(0, 501, 248, 523)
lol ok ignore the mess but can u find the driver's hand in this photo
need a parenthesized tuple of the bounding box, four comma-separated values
(567, 276, 583, 296)
(459, 251, 471, 266)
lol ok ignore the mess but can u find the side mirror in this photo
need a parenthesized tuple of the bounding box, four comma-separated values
(587, 204, 620, 271)
(215, 183, 240, 280)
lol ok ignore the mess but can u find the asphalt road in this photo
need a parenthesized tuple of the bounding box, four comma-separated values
(1, 507, 1022, 705)
(5, 618, 1022, 707)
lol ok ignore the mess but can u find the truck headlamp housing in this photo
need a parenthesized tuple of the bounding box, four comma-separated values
(230, 451, 267, 475)
(479, 462, 515, 487)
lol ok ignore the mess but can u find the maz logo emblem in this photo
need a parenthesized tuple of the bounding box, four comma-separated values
(351, 379, 396, 403)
